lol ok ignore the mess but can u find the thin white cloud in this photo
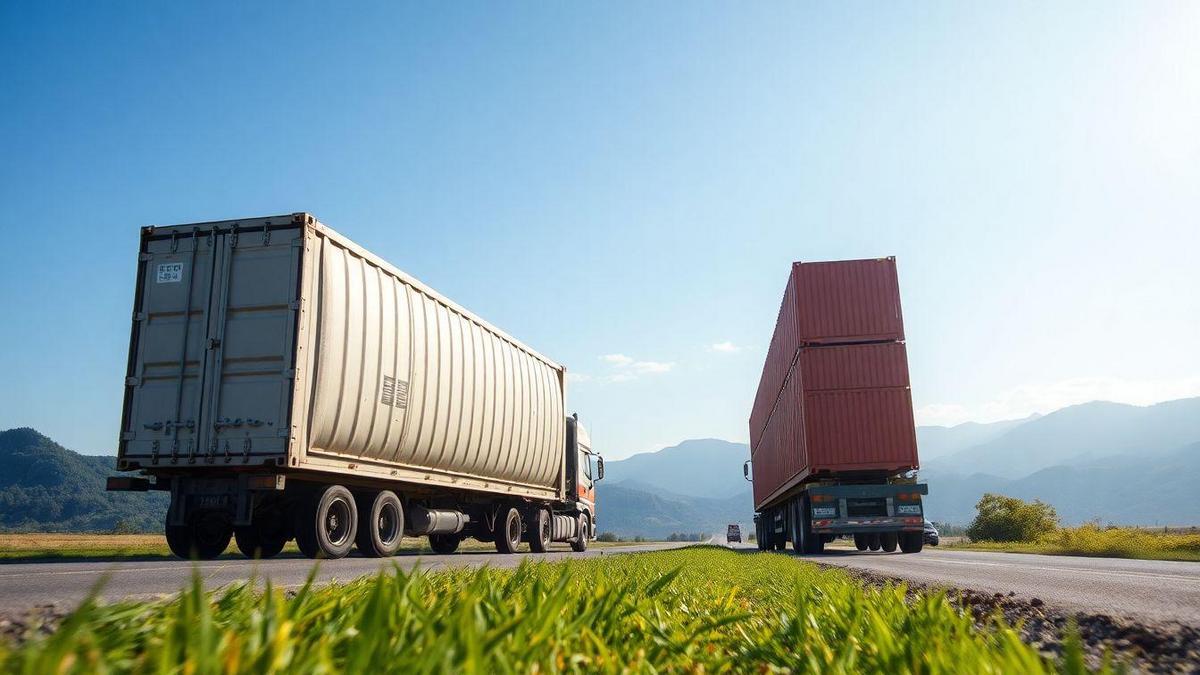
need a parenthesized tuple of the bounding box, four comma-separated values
(915, 376, 1200, 427)
(566, 372, 592, 383)
(604, 373, 636, 383)
(709, 341, 740, 353)
(631, 360, 673, 374)
(583, 352, 674, 383)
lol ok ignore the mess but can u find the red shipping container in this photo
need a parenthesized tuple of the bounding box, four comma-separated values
(749, 258, 905, 444)
(748, 284, 918, 511)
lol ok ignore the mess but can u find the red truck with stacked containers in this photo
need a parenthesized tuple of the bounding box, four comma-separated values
(744, 258, 927, 554)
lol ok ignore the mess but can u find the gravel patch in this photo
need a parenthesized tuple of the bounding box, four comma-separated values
(832, 565, 1200, 674)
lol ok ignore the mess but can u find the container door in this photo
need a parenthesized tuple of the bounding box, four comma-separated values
(120, 225, 303, 466)
(197, 226, 304, 464)
(120, 229, 218, 464)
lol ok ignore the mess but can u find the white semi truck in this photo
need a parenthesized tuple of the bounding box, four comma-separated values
(108, 213, 603, 559)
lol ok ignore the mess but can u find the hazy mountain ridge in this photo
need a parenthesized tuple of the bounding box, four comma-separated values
(602, 397, 1200, 531)
(923, 441, 1200, 525)
(927, 398, 1200, 478)
(600, 438, 750, 499)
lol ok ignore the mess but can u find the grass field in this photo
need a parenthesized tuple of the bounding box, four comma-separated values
(948, 525, 1200, 562)
(0, 533, 639, 562)
(0, 546, 1107, 673)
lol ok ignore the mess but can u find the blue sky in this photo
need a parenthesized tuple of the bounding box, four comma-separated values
(1, 3, 1197, 459)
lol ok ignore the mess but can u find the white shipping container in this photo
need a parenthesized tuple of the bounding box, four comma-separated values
(118, 213, 567, 501)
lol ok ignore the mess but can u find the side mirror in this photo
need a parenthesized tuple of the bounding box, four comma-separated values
(743, 460, 751, 481)
(596, 456, 605, 481)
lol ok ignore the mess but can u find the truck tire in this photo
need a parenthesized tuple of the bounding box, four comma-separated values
(854, 534, 868, 551)
(867, 534, 881, 551)
(527, 508, 551, 553)
(571, 513, 589, 552)
(899, 531, 924, 553)
(881, 532, 898, 553)
(495, 506, 524, 554)
(165, 523, 192, 559)
(790, 500, 805, 554)
(295, 485, 358, 559)
(176, 511, 232, 560)
(796, 496, 823, 554)
(234, 520, 287, 560)
(429, 534, 460, 554)
(355, 491, 404, 558)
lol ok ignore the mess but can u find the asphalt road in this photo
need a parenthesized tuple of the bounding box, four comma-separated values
(0, 542, 685, 612)
(788, 545, 1200, 625)
(5, 542, 1199, 627)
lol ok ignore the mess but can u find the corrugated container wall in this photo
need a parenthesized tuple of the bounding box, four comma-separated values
(748, 260, 918, 511)
(118, 214, 566, 501)
(749, 259, 904, 444)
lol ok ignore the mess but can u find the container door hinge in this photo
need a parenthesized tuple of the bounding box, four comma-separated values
(125, 376, 141, 386)
(138, 252, 153, 262)
(132, 311, 147, 322)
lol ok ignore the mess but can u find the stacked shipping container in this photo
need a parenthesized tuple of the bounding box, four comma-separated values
(748, 258, 919, 510)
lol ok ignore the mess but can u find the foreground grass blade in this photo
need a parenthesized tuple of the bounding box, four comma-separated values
(0, 546, 1113, 673)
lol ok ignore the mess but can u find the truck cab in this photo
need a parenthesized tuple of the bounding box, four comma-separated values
(565, 414, 603, 546)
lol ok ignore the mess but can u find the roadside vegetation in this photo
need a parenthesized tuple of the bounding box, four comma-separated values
(953, 523, 1200, 562)
(0, 546, 1104, 673)
(952, 493, 1200, 562)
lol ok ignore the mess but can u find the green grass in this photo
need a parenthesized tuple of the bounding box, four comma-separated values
(0, 546, 1111, 673)
(949, 524, 1200, 562)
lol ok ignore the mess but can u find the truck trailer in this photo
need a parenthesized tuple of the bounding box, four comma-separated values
(108, 213, 603, 560)
(744, 258, 927, 554)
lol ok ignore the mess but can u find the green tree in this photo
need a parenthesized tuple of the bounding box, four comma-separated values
(967, 493, 1059, 542)
(596, 531, 619, 542)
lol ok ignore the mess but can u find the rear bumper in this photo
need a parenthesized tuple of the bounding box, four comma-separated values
(812, 516, 924, 534)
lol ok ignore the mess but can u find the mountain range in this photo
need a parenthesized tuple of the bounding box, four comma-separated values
(597, 397, 1200, 535)
(3, 396, 1198, 535)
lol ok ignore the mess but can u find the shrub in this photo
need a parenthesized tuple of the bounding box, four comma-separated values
(967, 493, 1059, 543)
(596, 531, 619, 542)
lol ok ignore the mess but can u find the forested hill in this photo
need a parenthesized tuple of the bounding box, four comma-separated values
(0, 427, 167, 532)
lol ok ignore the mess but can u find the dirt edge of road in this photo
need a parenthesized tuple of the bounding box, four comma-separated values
(828, 564, 1200, 674)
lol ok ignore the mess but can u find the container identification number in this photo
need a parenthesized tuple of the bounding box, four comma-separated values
(156, 262, 184, 284)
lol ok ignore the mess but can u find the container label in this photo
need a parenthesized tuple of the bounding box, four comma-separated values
(380, 376, 409, 409)
(156, 262, 184, 284)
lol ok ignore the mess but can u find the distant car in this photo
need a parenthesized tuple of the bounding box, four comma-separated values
(726, 524, 742, 543)
(923, 520, 940, 546)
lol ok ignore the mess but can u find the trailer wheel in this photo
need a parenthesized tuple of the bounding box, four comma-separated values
(899, 531, 924, 553)
(165, 523, 192, 559)
(234, 520, 287, 560)
(795, 496, 823, 554)
(527, 509, 551, 553)
(495, 506, 524, 554)
(881, 532, 899, 553)
(570, 513, 589, 552)
(429, 534, 460, 554)
(854, 534, 868, 551)
(355, 491, 404, 558)
(295, 485, 357, 559)
(867, 534, 881, 551)
(170, 511, 232, 560)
